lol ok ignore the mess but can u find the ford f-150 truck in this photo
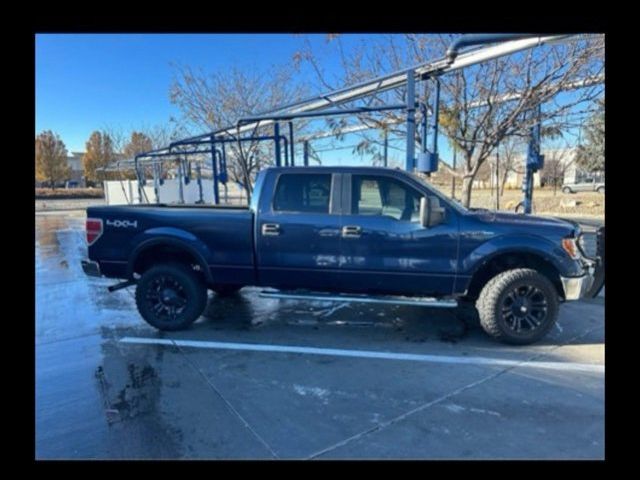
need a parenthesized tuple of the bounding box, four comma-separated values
(82, 166, 597, 344)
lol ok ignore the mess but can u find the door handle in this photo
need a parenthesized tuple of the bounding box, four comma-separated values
(342, 225, 362, 238)
(262, 223, 281, 236)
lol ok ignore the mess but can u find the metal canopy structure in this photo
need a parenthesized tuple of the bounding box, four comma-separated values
(131, 34, 585, 207)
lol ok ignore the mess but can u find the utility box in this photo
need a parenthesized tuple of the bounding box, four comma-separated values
(416, 152, 439, 173)
(527, 153, 544, 171)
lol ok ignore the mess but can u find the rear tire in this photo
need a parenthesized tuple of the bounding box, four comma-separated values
(476, 268, 559, 345)
(135, 262, 207, 331)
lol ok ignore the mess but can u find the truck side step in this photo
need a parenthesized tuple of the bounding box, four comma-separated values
(259, 289, 458, 308)
(108, 279, 137, 293)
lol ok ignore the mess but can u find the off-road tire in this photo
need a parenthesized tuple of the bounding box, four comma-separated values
(476, 268, 559, 345)
(135, 262, 207, 331)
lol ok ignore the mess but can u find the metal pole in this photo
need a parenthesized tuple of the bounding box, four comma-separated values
(274, 123, 282, 167)
(303, 140, 309, 166)
(220, 142, 228, 184)
(406, 69, 416, 172)
(523, 104, 542, 214)
(288, 121, 295, 166)
(153, 162, 160, 203)
(452, 145, 457, 199)
(282, 136, 289, 166)
(495, 152, 500, 211)
(210, 140, 219, 205)
(135, 162, 144, 204)
(196, 162, 203, 203)
(383, 130, 388, 167)
(177, 158, 185, 204)
(430, 79, 440, 156)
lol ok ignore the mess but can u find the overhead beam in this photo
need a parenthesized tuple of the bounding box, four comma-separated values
(168, 35, 577, 147)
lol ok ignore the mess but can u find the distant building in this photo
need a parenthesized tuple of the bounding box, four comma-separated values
(66, 152, 85, 185)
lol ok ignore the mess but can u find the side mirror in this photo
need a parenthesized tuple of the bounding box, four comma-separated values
(420, 195, 446, 228)
(420, 196, 430, 228)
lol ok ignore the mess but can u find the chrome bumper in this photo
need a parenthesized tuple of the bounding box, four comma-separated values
(81, 259, 102, 277)
(560, 260, 595, 300)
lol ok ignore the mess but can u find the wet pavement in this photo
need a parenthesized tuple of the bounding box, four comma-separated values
(35, 212, 605, 459)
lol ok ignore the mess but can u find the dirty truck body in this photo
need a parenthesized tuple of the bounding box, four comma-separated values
(83, 166, 596, 344)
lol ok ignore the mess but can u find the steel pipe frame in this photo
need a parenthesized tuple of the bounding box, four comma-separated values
(130, 34, 578, 206)
(137, 35, 572, 160)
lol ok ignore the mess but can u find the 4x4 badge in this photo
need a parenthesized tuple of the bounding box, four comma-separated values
(106, 219, 138, 228)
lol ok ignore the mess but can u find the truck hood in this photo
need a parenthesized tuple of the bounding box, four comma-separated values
(468, 210, 579, 236)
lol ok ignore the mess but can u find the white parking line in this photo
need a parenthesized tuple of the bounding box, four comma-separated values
(119, 336, 604, 374)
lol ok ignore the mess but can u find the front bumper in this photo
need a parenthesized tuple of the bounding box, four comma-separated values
(81, 259, 102, 277)
(560, 259, 596, 300)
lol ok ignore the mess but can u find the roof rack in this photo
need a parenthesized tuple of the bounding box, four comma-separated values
(129, 35, 581, 207)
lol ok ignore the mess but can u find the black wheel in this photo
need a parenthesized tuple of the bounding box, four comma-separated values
(135, 262, 207, 331)
(476, 268, 559, 345)
(562, 187, 572, 194)
(212, 285, 243, 296)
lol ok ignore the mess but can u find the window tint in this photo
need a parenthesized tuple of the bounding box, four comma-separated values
(352, 175, 421, 221)
(273, 174, 332, 213)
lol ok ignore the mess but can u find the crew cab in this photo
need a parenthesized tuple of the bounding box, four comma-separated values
(82, 166, 597, 344)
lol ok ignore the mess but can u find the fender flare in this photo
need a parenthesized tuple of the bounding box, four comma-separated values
(127, 236, 213, 283)
(465, 246, 564, 280)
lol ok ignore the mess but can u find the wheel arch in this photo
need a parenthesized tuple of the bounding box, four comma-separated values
(463, 250, 565, 301)
(128, 237, 213, 283)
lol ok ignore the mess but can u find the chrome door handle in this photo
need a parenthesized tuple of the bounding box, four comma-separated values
(262, 223, 281, 236)
(342, 225, 362, 238)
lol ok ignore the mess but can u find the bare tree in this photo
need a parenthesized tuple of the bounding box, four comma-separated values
(575, 97, 605, 172)
(169, 64, 308, 194)
(102, 125, 128, 158)
(496, 135, 526, 196)
(298, 34, 604, 207)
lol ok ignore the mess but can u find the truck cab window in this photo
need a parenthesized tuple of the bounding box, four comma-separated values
(273, 174, 332, 213)
(352, 175, 421, 222)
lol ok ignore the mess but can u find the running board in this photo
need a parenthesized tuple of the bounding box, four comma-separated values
(259, 289, 458, 308)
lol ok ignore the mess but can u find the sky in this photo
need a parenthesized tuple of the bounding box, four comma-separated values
(36, 34, 357, 150)
(36, 34, 600, 168)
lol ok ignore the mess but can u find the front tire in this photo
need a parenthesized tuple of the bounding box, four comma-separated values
(476, 268, 559, 345)
(135, 262, 207, 331)
(562, 187, 572, 194)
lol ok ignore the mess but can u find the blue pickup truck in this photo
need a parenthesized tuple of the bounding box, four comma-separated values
(82, 166, 598, 344)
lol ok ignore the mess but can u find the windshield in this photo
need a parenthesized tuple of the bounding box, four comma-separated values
(407, 171, 469, 215)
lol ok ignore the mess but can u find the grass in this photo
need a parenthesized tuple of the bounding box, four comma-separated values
(432, 185, 605, 218)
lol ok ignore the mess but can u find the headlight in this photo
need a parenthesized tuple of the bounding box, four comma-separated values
(562, 237, 580, 259)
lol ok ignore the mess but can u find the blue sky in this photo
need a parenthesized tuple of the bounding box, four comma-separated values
(36, 34, 599, 168)
(36, 34, 369, 151)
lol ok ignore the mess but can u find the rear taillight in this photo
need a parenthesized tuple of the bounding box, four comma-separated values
(86, 218, 103, 246)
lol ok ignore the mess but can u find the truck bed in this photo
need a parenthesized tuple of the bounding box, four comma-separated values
(87, 204, 256, 283)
